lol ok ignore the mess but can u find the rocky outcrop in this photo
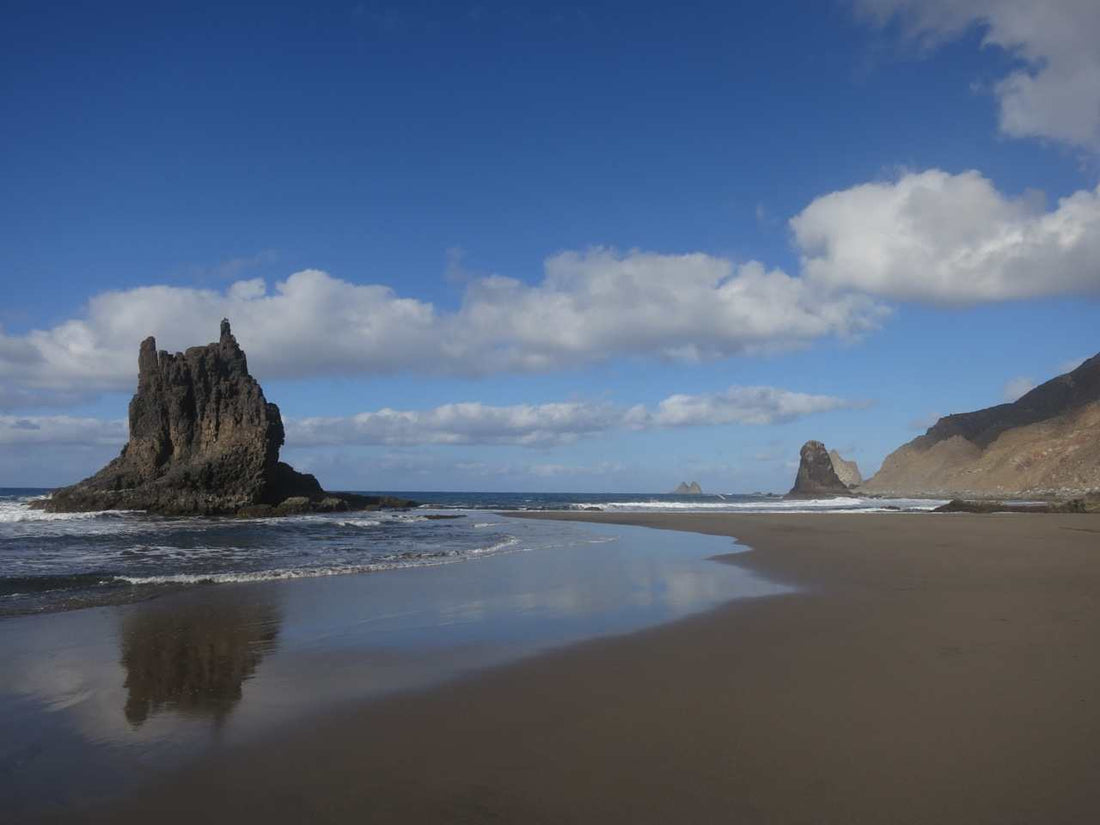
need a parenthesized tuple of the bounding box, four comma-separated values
(828, 450, 862, 488)
(788, 441, 853, 498)
(933, 498, 1096, 514)
(44, 321, 415, 516)
(672, 481, 703, 495)
(864, 353, 1100, 497)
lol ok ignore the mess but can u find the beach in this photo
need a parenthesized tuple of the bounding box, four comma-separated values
(18, 510, 1100, 824)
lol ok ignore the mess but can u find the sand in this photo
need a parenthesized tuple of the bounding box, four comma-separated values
(34, 512, 1100, 824)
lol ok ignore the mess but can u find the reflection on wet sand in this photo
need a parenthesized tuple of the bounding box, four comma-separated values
(120, 596, 281, 727)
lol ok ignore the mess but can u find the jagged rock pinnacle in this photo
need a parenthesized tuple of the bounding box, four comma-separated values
(787, 440, 853, 498)
(46, 322, 322, 515)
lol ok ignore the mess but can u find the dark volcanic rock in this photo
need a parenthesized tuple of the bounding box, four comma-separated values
(45, 321, 415, 516)
(933, 498, 1094, 514)
(788, 440, 853, 498)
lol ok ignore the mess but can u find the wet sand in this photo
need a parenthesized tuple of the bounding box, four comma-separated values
(34, 512, 1100, 824)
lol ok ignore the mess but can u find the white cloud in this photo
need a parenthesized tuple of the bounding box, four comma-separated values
(0, 416, 126, 445)
(1002, 376, 1035, 402)
(1, 386, 861, 453)
(648, 386, 861, 427)
(792, 169, 1100, 303)
(854, 0, 1100, 150)
(288, 402, 624, 448)
(0, 251, 886, 402)
(286, 387, 860, 447)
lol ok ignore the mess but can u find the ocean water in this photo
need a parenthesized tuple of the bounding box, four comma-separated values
(0, 487, 943, 617)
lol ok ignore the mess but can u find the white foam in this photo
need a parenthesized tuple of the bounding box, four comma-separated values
(0, 500, 116, 523)
(110, 537, 522, 587)
(573, 497, 947, 514)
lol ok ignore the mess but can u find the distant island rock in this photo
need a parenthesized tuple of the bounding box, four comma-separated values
(671, 481, 703, 495)
(863, 352, 1100, 498)
(42, 320, 415, 516)
(787, 441, 854, 498)
(828, 449, 862, 489)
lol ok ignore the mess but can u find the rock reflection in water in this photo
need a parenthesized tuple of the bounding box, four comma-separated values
(120, 594, 280, 727)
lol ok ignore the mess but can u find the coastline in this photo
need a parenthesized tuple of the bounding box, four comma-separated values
(27, 510, 1100, 824)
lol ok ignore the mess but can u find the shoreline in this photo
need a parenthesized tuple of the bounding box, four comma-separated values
(27, 510, 1100, 824)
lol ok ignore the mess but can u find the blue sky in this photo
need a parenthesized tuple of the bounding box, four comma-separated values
(2, 0, 1099, 492)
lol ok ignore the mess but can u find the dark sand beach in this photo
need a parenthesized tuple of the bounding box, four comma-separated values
(24, 511, 1100, 824)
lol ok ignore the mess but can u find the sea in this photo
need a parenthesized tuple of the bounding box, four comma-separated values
(0, 487, 943, 618)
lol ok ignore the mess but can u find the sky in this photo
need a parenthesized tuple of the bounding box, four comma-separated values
(1, 0, 1099, 492)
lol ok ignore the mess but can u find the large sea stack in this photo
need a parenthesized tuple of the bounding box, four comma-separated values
(45, 320, 414, 516)
(788, 440, 854, 498)
(863, 352, 1100, 498)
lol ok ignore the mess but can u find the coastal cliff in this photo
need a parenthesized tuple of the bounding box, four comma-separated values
(828, 450, 862, 489)
(863, 352, 1100, 497)
(44, 321, 414, 516)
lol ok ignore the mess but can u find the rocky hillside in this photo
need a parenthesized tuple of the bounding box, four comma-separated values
(864, 353, 1100, 497)
(45, 320, 414, 516)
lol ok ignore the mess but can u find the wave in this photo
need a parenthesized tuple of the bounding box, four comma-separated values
(573, 497, 947, 513)
(1, 537, 523, 596)
(0, 502, 121, 523)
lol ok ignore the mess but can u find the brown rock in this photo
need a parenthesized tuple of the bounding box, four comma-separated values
(44, 321, 415, 515)
(788, 441, 853, 498)
(864, 353, 1100, 497)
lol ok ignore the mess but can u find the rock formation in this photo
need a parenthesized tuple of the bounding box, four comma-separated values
(44, 321, 415, 516)
(788, 441, 854, 498)
(672, 481, 703, 495)
(863, 353, 1100, 497)
(828, 449, 862, 489)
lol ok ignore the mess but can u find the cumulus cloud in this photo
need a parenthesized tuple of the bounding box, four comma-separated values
(0, 251, 886, 403)
(0, 416, 126, 445)
(792, 169, 1100, 303)
(286, 388, 860, 448)
(854, 0, 1100, 150)
(289, 402, 624, 448)
(1002, 376, 1035, 402)
(1, 386, 861, 452)
(647, 386, 861, 427)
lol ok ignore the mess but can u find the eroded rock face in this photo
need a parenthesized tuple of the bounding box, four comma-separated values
(44, 321, 406, 515)
(788, 441, 852, 498)
(863, 352, 1100, 497)
(828, 450, 862, 488)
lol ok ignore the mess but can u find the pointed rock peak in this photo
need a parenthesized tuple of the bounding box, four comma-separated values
(138, 336, 159, 383)
(788, 440, 852, 498)
(220, 318, 233, 342)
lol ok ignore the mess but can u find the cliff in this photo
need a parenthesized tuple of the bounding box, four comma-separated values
(45, 320, 415, 515)
(828, 450, 862, 488)
(788, 441, 853, 498)
(863, 353, 1100, 497)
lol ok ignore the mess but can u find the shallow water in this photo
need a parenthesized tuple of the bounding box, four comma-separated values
(0, 519, 791, 817)
(0, 488, 940, 616)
